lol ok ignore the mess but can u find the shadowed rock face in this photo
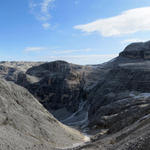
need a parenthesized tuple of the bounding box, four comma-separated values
(18, 61, 103, 114)
(120, 41, 150, 59)
(25, 61, 85, 112)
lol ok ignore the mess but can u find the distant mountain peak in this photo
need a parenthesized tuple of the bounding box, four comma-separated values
(119, 40, 150, 59)
(124, 40, 150, 52)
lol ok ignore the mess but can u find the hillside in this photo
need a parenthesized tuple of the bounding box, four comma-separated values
(0, 79, 88, 150)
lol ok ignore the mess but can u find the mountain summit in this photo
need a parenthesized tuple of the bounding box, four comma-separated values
(120, 41, 150, 59)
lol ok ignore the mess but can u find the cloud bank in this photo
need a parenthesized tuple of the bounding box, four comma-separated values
(40, 54, 118, 65)
(24, 47, 47, 52)
(74, 7, 150, 37)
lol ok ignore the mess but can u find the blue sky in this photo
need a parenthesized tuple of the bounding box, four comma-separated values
(1, 0, 150, 64)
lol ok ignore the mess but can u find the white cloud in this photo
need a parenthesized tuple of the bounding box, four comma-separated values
(39, 54, 118, 65)
(29, 0, 55, 28)
(74, 7, 150, 37)
(23, 46, 118, 65)
(24, 47, 92, 54)
(122, 38, 150, 44)
(42, 23, 51, 29)
(41, 0, 54, 13)
(52, 48, 92, 54)
(24, 47, 47, 52)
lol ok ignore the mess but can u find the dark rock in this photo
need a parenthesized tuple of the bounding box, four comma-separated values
(25, 61, 87, 112)
(119, 41, 150, 59)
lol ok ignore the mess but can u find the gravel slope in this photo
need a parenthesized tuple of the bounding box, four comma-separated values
(0, 79, 88, 150)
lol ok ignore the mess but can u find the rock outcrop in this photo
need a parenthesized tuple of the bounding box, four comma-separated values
(120, 41, 150, 59)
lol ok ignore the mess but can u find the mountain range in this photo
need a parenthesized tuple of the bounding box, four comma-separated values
(1, 41, 150, 149)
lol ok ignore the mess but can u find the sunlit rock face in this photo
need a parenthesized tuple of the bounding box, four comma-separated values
(0, 79, 86, 150)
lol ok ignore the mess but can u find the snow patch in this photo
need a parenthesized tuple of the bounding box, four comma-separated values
(130, 92, 150, 99)
(62, 101, 89, 128)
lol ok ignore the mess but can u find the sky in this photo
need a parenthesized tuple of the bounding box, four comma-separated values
(1, 0, 150, 65)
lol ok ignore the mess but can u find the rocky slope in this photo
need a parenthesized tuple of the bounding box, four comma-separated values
(77, 112, 150, 150)
(0, 61, 43, 85)
(0, 78, 88, 150)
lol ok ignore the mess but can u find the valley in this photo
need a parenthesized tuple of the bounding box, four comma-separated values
(1, 41, 150, 149)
